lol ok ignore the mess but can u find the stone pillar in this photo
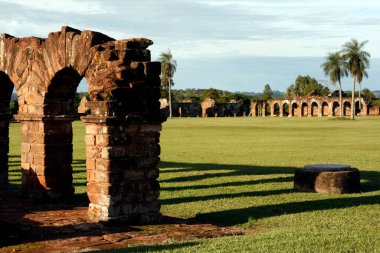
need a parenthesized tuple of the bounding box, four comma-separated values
(270, 104, 274, 117)
(251, 102, 256, 117)
(289, 105, 294, 117)
(16, 115, 74, 199)
(82, 102, 162, 223)
(328, 102, 333, 117)
(262, 103, 266, 117)
(0, 114, 10, 185)
(279, 105, 283, 117)
(362, 103, 368, 116)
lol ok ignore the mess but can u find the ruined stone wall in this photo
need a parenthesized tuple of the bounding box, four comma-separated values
(201, 98, 247, 117)
(0, 26, 164, 223)
(251, 96, 369, 117)
(369, 106, 380, 115)
(171, 102, 202, 117)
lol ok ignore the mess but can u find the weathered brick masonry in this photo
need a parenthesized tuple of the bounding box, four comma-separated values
(251, 96, 369, 117)
(0, 26, 164, 223)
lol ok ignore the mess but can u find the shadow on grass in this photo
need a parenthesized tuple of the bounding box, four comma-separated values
(162, 177, 293, 192)
(162, 189, 292, 205)
(159, 161, 294, 184)
(99, 242, 200, 253)
(196, 195, 380, 226)
(159, 161, 380, 226)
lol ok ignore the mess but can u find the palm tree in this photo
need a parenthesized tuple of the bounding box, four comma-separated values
(341, 39, 370, 119)
(159, 50, 177, 118)
(321, 51, 347, 118)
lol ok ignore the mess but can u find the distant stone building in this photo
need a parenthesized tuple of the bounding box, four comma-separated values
(159, 98, 247, 117)
(201, 98, 247, 117)
(251, 95, 373, 117)
(159, 99, 202, 117)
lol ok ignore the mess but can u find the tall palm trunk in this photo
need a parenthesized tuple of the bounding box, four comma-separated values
(351, 77, 356, 120)
(358, 83, 362, 110)
(168, 79, 172, 118)
(338, 81, 343, 118)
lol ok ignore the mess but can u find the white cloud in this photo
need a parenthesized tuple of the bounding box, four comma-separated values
(0, 0, 113, 14)
(1, 0, 379, 91)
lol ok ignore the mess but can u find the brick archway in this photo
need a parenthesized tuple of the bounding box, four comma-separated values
(0, 26, 164, 223)
(251, 96, 368, 118)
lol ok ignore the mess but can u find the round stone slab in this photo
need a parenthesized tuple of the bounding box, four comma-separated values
(294, 164, 361, 194)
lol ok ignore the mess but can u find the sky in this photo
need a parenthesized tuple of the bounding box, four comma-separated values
(0, 0, 379, 92)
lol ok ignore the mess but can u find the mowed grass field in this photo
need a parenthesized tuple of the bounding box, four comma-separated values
(7, 117, 380, 252)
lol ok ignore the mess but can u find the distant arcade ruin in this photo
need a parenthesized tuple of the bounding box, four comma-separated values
(251, 96, 378, 117)
(0, 26, 164, 223)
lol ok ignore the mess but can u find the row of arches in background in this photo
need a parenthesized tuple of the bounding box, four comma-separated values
(252, 98, 367, 117)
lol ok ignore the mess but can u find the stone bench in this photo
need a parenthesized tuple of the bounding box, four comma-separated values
(294, 164, 361, 194)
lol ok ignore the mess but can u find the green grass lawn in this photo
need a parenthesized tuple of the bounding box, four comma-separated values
(7, 117, 380, 252)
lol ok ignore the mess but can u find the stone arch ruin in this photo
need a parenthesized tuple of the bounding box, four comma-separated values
(251, 96, 369, 117)
(0, 26, 164, 223)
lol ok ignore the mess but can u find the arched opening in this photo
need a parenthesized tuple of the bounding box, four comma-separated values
(291, 103, 298, 116)
(265, 103, 270, 116)
(20, 67, 85, 198)
(311, 102, 318, 116)
(343, 101, 351, 116)
(332, 101, 340, 116)
(44, 67, 83, 116)
(301, 103, 308, 116)
(355, 101, 363, 115)
(321, 102, 329, 116)
(255, 103, 262, 117)
(0, 71, 15, 186)
(273, 103, 280, 116)
(282, 103, 289, 117)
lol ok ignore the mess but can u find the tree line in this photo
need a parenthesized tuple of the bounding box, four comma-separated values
(321, 39, 370, 119)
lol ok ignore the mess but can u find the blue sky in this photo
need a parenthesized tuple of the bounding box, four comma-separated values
(0, 0, 379, 92)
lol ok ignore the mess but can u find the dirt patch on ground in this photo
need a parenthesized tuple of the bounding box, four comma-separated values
(0, 189, 243, 252)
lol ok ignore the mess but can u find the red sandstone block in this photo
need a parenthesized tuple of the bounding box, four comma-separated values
(95, 134, 109, 146)
(21, 142, 31, 152)
(88, 192, 111, 205)
(23, 131, 36, 143)
(95, 159, 111, 171)
(85, 134, 96, 146)
(87, 182, 113, 195)
(21, 162, 30, 170)
(86, 124, 103, 135)
(86, 158, 96, 170)
(86, 146, 101, 159)
(30, 143, 45, 153)
(101, 147, 110, 159)
(88, 203, 110, 219)
(21, 122, 29, 132)
(87, 169, 117, 183)
(27, 152, 34, 164)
